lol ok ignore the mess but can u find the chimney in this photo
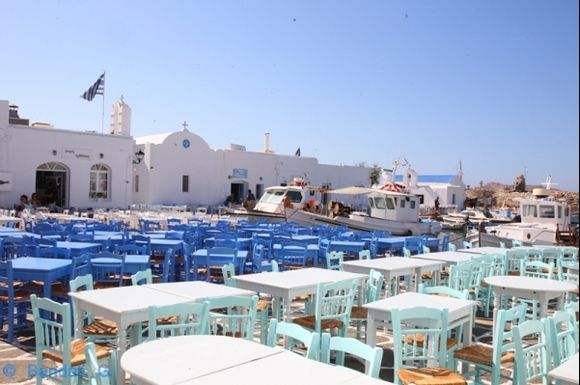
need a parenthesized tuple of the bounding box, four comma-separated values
(264, 132, 272, 153)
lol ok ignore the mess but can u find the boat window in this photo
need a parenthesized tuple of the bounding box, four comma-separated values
(286, 191, 303, 203)
(373, 196, 386, 209)
(452, 194, 456, 205)
(400, 199, 405, 208)
(410, 200, 416, 209)
(368, 197, 375, 208)
(523, 205, 537, 217)
(565, 207, 569, 217)
(416, 194, 424, 204)
(557, 206, 562, 219)
(539, 205, 555, 218)
(386, 197, 395, 210)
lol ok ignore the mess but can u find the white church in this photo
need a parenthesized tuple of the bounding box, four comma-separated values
(0, 98, 465, 212)
(0, 99, 371, 211)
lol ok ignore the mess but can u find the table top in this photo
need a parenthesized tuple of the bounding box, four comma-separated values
(143, 281, 255, 300)
(56, 241, 102, 250)
(11, 257, 71, 271)
(234, 267, 365, 291)
(412, 251, 475, 264)
(549, 353, 579, 384)
(364, 292, 476, 319)
(191, 249, 248, 258)
(121, 335, 282, 385)
(458, 247, 507, 255)
(484, 276, 577, 293)
(342, 256, 444, 273)
(121, 335, 391, 385)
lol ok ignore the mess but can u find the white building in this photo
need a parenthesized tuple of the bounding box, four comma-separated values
(0, 99, 371, 211)
(397, 167, 466, 211)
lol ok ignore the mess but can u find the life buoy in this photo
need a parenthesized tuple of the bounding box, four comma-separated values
(379, 182, 406, 192)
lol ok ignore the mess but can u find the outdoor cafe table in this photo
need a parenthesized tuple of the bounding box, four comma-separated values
(364, 292, 476, 348)
(11, 257, 71, 299)
(458, 246, 508, 255)
(484, 275, 576, 334)
(70, 282, 255, 385)
(55, 241, 102, 256)
(190, 248, 248, 276)
(412, 250, 476, 268)
(234, 267, 366, 321)
(271, 243, 320, 267)
(342, 257, 444, 293)
(548, 352, 579, 385)
(90, 254, 150, 274)
(121, 335, 391, 385)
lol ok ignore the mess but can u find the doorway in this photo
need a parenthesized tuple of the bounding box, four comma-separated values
(230, 182, 247, 204)
(36, 162, 69, 209)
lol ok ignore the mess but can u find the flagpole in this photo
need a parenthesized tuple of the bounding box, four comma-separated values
(101, 72, 105, 134)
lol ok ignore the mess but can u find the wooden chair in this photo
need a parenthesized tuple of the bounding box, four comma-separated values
(320, 333, 383, 378)
(84, 342, 117, 385)
(544, 309, 578, 369)
(350, 269, 384, 339)
(147, 302, 209, 341)
(267, 319, 320, 360)
(207, 295, 259, 340)
(512, 320, 551, 385)
(325, 251, 344, 271)
(0, 259, 32, 343)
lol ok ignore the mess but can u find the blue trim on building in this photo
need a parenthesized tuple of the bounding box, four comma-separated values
(394, 175, 456, 183)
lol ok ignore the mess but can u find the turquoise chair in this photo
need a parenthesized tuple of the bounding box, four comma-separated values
(565, 301, 579, 331)
(271, 259, 280, 272)
(358, 250, 371, 260)
(350, 269, 384, 339)
(130, 269, 152, 286)
(392, 307, 470, 385)
(69, 274, 118, 342)
(207, 295, 259, 341)
(147, 302, 209, 341)
(293, 279, 358, 339)
(325, 251, 344, 271)
(512, 320, 551, 385)
(544, 310, 578, 368)
(84, 342, 117, 385)
(448, 243, 457, 252)
(31, 294, 114, 385)
(221, 263, 271, 343)
(454, 304, 527, 385)
(462, 240, 473, 249)
(267, 319, 320, 360)
(505, 248, 529, 276)
(418, 284, 468, 369)
(511, 239, 523, 247)
(519, 259, 554, 319)
(320, 333, 383, 378)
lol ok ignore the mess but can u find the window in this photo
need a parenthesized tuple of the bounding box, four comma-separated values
(89, 164, 110, 200)
(400, 199, 405, 208)
(416, 195, 424, 204)
(368, 197, 375, 208)
(539, 205, 555, 218)
(286, 191, 303, 203)
(557, 206, 562, 219)
(373, 196, 386, 209)
(386, 197, 395, 210)
(182, 175, 189, 193)
(410, 200, 416, 209)
(134, 174, 139, 193)
(452, 194, 456, 205)
(523, 204, 537, 217)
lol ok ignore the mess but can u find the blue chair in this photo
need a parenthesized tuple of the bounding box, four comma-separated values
(204, 247, 236, 282)
(404, 236, 423, 255)
(31, 294, 114, 385)
(248, 244, 273, 273)
(512, 320, 551, 385)
(320, 333, 383, 378)
(279, 240, 308, 270)
(90, 252, 126, 288)
(0, 260, 32, 343)
(37, 246, 71, 259)
(115, 243, 147, 255)
(131, 234, 151, 255)
(207, 295, 259, 340)
(266, 319, 320, 360)
(147, 302, 209, 341)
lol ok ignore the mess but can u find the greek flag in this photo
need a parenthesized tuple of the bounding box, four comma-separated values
(81, 73, 105, 101)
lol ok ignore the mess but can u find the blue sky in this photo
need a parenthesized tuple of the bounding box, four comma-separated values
(2, 1, 578, 191)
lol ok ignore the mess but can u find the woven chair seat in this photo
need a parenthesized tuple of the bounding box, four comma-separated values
(257, 300, 269, 312)
(453, 344, 514, 367)
(84, 318, 118, 335)
(0, 290, 34, 302)
(43, 339, 110, 367)
(293, 295, 310, 302)
(406, 334, 458, 350)
(397, 368, 469, 385)
(350, 305, 368, 320)
(93, 281, 121, 290)
(440, 270, 449, 276)
(569, 287, 579, 295)
(421, 273, 433, 280)
(507, 271, 519, 276)
(292, 315, 343, 330)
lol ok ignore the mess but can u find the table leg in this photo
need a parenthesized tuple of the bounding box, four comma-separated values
(116, 326, 128, 385)
(366, 314, 377, 346)
(491, 290, 500, 337)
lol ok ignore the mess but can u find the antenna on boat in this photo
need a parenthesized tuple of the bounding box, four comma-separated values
(541, 175, 557, 190)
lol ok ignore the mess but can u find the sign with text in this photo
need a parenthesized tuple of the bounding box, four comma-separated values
(62, 148, 93, 160)
(232, 168, 248, 178)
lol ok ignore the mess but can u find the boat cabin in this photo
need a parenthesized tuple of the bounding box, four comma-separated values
(367, 191, 421, 223)
(518, 188, 570, 228)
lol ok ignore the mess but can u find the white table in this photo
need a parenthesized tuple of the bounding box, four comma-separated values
(234, 268, 366, 321)
(342, 257, 444, 293)
(412, 251, 476, 268)
(70, 282, 255, 384)
(121, 335, 392, 385)
(364, 292, 476, 348)
(484, 276, 576, 330)
(549, 353, 579, 385)
(458, 247, 508, 255)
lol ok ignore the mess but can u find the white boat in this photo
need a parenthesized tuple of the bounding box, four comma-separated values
(442, 208, 512, 226)
(480, 178, 575, 246)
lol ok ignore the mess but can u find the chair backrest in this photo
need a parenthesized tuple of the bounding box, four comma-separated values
(421, 245, 431, 254)
(90, 253, 125, 287)
(358, 250, 371, 260)
(280, 240, 307, 269)
(251, 244, 268, 273)
(267, 319, 320, 360)
(68, 233, 95, 242)
(462, 240, 472, 249)
(207, 295, 258, 340)
(131, 269, 153, 286)
(71, 253, 92, 280)
(37, 246, 71, 259)
(439, 234, 450, 252)
(162, 248, 177, 283)
(364, 269, 384, 304)
(147, 302, 210, 341)
(506, 248, 529, 275)
(418, 284, 469, 300)
(447, 243, 457, 252)
(402, 247, 411, 258)
(404, 236, 423, 253)
(520, 259, 554, 280)
(545, 310, 578, 367)
(271, 259, 280, 272)
(84, 342, 116, 385)
(206, 247, 236, 282)
(511, 239, 523, 247)
(31, 294, 74, 369)
(115, 243, 147, 255)
(131, 234, 151, 255)
(326, 251, 344, 271)
(391, 307, 449, 373)
(512, 320, 551, 385)
(221, 263, 236, 287)
(320, 334, 383, 378)
(1, 236, 22, 260)
(312, 279, 358, 333)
